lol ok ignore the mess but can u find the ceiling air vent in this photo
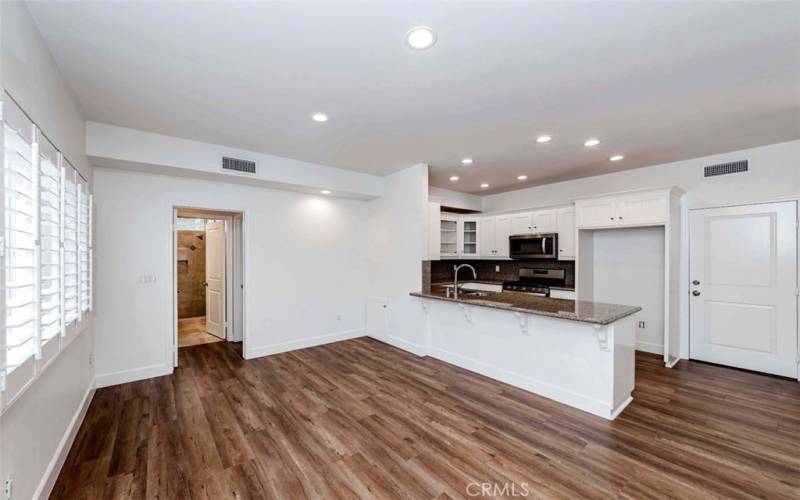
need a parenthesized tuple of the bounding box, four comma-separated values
(704, 160, 748, 178)
(222, 156, 257, 174)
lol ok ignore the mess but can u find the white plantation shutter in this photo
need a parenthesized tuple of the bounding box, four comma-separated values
(2, 99, 37, 399)
(38, 136, 62, 364)
(1, 94, 94, 409)
(63, 165, 79, 326)
(79, 181, 90, 313)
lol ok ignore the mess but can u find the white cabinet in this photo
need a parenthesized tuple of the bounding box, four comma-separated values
(575, 197, 617, 228)
(440, 214, 459, 257)
(495, 216, 511, 257)
(480, 215, 512, 258)
(511, 213, 532, 235)
(616, 191, 668, 226)
(556, 207, 575, 260)
(460, 217, 480, 257)
(510, 210, 556, 234)
(531, 210, 557, 232)
(481, 217, 496, 257)
(441, 214, 481, 258)
(575, 191, 669, 229)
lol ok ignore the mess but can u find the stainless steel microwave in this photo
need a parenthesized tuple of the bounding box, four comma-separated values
(509, 233, 558, 259)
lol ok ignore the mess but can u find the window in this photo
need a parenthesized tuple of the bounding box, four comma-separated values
(1, 96, 93, 407)
(38, 135, 62, 364)
(79, 181, 91, 313)
(63, 165, 78, 325)
(3, 99, 37, 394)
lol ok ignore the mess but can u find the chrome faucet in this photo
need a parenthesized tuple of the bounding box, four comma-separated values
(453, 264, 477, 299)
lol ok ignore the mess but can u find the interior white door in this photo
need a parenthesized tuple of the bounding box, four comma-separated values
(205, 220, 226, 339)
(689, 202, 797, 377)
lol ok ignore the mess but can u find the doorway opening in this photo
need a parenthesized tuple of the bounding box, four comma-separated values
(173, 207, 245, 364)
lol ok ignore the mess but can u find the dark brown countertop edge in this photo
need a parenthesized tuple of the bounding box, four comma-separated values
(409, 291, 641, 326)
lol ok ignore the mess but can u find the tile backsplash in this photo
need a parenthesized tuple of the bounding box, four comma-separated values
(424, 259, 575, 288)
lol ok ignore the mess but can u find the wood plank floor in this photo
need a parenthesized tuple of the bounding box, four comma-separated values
(52, 338, 800, 499)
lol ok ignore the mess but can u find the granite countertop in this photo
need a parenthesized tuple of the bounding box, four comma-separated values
(431, 279, 506, 286)
(410, 286, 640, 325)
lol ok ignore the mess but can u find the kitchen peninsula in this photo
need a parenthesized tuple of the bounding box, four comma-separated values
(410, 285, 641, 419)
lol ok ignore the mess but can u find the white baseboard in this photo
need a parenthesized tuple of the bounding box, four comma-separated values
(368, 333, 427, 357)
(95, 363, 172, 388)
(636, 340, 664, 355)
(246, 329, 365, 359)
(428, 346, 623, 420)
(35, 380, 96, 500)
(610, 395, 633, 420)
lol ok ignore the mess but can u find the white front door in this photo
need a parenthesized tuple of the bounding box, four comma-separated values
(205, 220, 226, 339)
(689, 201, 797, 377)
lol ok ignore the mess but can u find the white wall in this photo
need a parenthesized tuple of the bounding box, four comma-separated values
(592, 227, 665, 354)
(429, 186, 482, 212)
(1, 2, 94, 500)
(482, 139, 800, 359)
(483, 140, 800, 213)
(367, 164, 430, 354)
(87, 121, 384, 200)
(93, 167, 369, 386)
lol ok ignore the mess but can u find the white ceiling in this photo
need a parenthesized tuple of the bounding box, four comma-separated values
(27, 1, 800, 194)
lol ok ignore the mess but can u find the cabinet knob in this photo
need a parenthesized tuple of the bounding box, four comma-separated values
(610, 217, 615, 220)
(619, 216, 624, 220)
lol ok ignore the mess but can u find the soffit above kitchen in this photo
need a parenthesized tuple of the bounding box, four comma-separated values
(26, 1, 800, 194)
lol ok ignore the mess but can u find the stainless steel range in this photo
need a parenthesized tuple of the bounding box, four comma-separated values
(502, 268, 566, 297)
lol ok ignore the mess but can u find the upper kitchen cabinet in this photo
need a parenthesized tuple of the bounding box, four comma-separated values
(510, 209, 557, 234)
(556, 207, 575, 260)
(574, 197, 617, 228)
(481, 215, 511, 258)
(531, 210, 557, 233)
(575, 189, 675, 229)
(440, 213, 459, 257)
(511, 213, 532, 235)
(460, 217, 480, 257)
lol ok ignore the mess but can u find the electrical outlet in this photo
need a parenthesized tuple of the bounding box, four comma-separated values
(5, 478, 12, 500)
(336, 314, 342, 321)
(638, 321, 646, 329)
(495, 265, 500, 272)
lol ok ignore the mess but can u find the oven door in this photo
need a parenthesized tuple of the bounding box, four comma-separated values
(509, 234, 558, 259)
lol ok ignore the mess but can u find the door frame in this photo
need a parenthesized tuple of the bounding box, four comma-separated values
(172, 205, 248, 366)
(687, 199, 799, 381)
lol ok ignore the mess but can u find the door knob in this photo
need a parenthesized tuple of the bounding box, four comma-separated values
(692, 290, 701, 296)
(692, 280, 700, 286)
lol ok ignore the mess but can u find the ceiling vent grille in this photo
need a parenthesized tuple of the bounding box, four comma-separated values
(704, 160, 748, 178)
(222, 156, 256, 174)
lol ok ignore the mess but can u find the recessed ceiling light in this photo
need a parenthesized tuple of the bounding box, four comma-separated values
(449, 176, 459, 181)
(311, 113, 328, 122)
(320, 190, 331, 195)
(406, 26, 437, 50)
(461, 158, 473, 165)
(536, 135, 552, 143)
(517, 175, 528, 181)
(480, 183, 490, 189)
(609, 155, 624, 162)
(584, 138, 600, 147)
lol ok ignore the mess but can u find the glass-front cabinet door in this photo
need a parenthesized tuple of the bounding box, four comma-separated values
(440, 215, 458, 257)
(460, 218, 479, 256)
